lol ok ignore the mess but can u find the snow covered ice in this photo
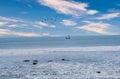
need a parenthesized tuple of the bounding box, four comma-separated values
(0, 46, 120, 79)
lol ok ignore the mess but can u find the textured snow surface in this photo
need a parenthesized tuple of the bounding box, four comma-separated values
(0, 62, 120, 79)
(0, 46, 120, 79)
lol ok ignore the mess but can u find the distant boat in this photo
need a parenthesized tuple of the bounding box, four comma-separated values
(65, 35, 71, 39)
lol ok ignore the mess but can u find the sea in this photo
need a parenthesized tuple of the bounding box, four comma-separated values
(0, 35, 120, 49)
(0, 35, 120, 79)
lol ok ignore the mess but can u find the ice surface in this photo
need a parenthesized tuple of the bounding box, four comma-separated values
(0, 46, 120, 79)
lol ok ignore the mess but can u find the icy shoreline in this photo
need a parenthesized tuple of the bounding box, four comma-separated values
(0, 46, 120, 56)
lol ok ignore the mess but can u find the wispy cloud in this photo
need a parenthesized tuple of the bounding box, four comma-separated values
(61, 19, 77, 26)
(34, 21, 56, 28)
(108, 8, 120, 13)
(0, 16, 56, 29)
(0, 29, 49, 37)
(76, 21, 117, 35)
(37, 0, 98, 16)
(21, 11, 29, 14)
(0, 16, 28, 28)
(16, 0, 33, 8)
(0, 16, 53, 37)
(12, 32, 48, 37)
(97, 13, 120, 20)
(0, 29, 10, 35)
(27, 4, 33, 8)
(0, 16, 23, 22)
(0, 22, 8, 26)
(8, 24, 17, 28)
(117, 4, 120, 6)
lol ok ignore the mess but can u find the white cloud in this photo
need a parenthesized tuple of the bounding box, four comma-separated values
(0, 22, 8, 26)
(82, 20, 92, 23)
(37, 0, 98, 16)
(35, 21, 48, 27)
(76, 21, 116, 35)
(87, 10, 98, 15)
(0, 29, 10, 35)
(61, 19, 77, 26)
(8, 24, 17, 27)
(97, 13, 120, 20)
(11, 32, 47, 37)
(0, 29, 49, 37)
(35, 21, 56, 28)
(21, 24, 28, 26)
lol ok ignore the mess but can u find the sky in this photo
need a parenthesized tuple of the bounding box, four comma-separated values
(0, 0, 120, 37)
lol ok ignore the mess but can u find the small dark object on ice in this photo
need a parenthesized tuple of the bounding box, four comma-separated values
(33, 60, 38, 62)
(61, 58, 65, 61)
(33, 62, 37, 65)
(23, 60, 30, 62)
(48, 60, 53, 62)
(96, 71, 101, 74)
(33, 60, 38, 65)
(61, 58, 70, 61)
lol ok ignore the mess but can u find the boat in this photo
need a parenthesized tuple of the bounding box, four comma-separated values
(65, 35, 71, 39)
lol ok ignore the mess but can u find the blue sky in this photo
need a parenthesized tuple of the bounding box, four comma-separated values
(0, 0, 120, 37)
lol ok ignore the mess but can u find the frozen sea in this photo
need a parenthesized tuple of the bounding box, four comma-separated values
(0, 35, 120, 79)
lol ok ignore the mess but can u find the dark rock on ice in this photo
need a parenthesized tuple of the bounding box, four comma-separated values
(61, 58, 70, 61)
(48, 60, 53, 62)
(33, 60, 38, 65)
(23, 60, 30, 62)
(96, 71, 101, 74)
